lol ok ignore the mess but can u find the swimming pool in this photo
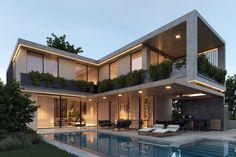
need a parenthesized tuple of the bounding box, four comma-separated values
(52, 131, 236, 157)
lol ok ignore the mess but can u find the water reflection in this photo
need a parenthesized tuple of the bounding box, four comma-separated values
(53, 131, 236, 157)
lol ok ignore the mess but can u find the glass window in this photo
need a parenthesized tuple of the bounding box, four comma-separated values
(110, 62, 118, 79)
(150, 51, 158, 65)
(131, 52, 142, 71)
(27, 53, 43, 73)
(44, 56, 58, 76)
(88, 66, 98, 84)
(76, 64, 87, 81)
(159, 54, 166, 64)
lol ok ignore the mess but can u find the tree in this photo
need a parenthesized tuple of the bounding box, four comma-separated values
(46, 33, 83, 54)
(225, 75, 236, 119)
(0, 80, 37, 132)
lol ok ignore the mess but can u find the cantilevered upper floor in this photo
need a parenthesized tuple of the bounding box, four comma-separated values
(7, 10, 226, 97)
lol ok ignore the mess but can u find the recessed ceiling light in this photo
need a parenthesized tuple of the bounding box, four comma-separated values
(118, 94, 122, 97)
(165, 86, 171, 89)
(175, 34, 181, 39)
(88, 99, 92, 102)
(138, 90, 143, 94)
(102, 96, 107, 99)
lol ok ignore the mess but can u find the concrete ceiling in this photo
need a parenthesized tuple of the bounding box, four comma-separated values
(143, 18, 224, 59)
(92, 83, 217, 102)
(144, 22, 186, 59)
(198, 18, 224, 53)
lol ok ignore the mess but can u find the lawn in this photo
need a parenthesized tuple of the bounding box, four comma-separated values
(0, 142, 77, 157)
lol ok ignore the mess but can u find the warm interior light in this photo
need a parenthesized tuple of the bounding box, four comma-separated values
(175, 34, 181, 39)
(165, 85, 171, 89)
(88, 99, 92, 102)
(118, 94, 122, 97)
(188, 80, 225, 93)
(138, 90, 143, 94)
(183, 93, 206, 97)
(102, 96, 107, 99)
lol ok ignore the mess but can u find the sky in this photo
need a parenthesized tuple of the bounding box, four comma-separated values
(0, 0, 235, 83)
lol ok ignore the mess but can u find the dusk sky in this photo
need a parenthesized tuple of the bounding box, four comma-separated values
(0, 0, 235, 83)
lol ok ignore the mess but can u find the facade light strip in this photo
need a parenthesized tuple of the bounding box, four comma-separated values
(188, 80, 225, 93)
(22, 89, 85, 98)
(12, 43, 142, 66)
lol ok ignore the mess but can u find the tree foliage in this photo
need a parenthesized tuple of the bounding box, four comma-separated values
(46, 33, 83, 54)
(225, 75, 236, 119)
(0, 80, 37, 132)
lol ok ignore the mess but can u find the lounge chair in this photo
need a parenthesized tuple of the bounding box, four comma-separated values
(151, 124, 180, 137)
(138, 124, 165, 135)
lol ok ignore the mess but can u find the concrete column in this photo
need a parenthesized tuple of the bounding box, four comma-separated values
(186, 15, 198, 81)
(153, 96, 172, 122)
(141, 46, 150, 70)
(218, 45, 226, 70)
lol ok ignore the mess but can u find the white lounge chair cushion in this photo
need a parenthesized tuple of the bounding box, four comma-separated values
(138, 128, 155, 132)
(153, 124, 165, 129)
(152, 128, 168, 134)
(166, 125, 180, 132)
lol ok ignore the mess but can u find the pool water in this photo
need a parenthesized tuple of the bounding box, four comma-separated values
(53, 131, 236, 157)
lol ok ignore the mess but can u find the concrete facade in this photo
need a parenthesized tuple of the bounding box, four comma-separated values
(6, 10, 228, 131)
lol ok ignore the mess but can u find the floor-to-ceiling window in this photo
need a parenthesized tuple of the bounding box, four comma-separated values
(76, 64, 87, 81)
(141, 97, 153, 128)
(44, 55, 58, 76)
(37, 95, 59, 128)
(110, 61, 118, 79)
(88, 66, 98, 84)
(131, 52, 142, 71)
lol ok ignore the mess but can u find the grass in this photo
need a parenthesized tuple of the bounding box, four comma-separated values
(0, 142, 77, 157)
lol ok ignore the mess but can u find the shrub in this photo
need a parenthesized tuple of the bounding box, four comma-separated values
(97, 79, 111, 92)
(0, 80, 37, 132)
(0, 130, 42, 150)
(198, 54, 227, 84)
(28, 71, 96, 93)
(113, 75, 126, 89)
(126, 70, 144, 86)
(0, 135, 22, 150)
(149, 61, 173, 81)
(0, 129, 8, 140)
(97, 70, 144, 93)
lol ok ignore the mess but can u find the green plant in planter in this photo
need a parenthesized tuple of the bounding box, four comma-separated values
(174, 58, 186, 70)
(198, 54, 227, 84)
(113, 75, 126, 89)
(126, 69, 144, 86)
(97, 79, 111, 92)
(149, 61, 173, 81)
(88, 82, 96, 93)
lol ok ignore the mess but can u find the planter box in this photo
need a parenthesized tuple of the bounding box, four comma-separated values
(20, 73, 91, 92)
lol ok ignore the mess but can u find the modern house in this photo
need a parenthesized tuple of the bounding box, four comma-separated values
(7, 10, 227, 131)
